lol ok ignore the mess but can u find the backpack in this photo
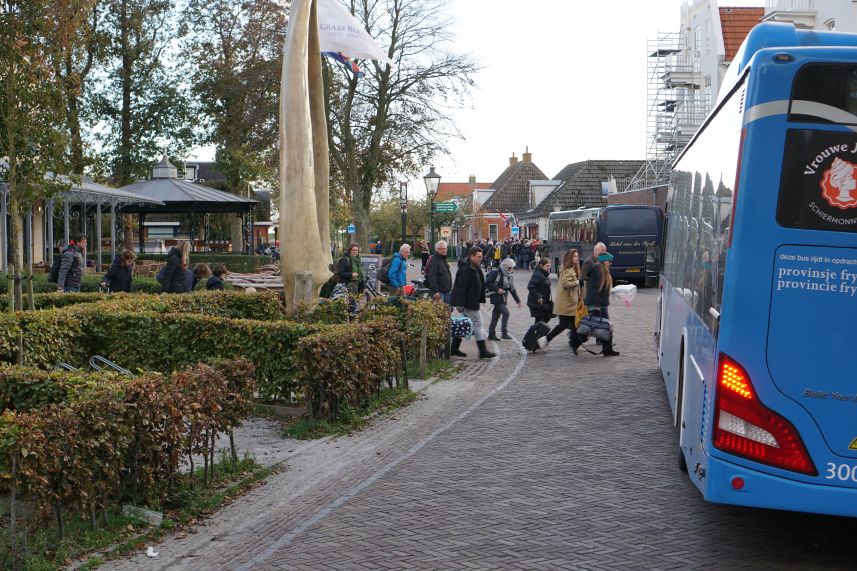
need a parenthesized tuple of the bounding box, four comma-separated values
(423, 254, 433, 275)
(47, 247, 73, 283)
(156, 266, 168, 287)
(377, 257, 394, 284)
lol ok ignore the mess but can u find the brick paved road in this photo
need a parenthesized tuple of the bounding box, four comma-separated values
(104, 272, 857, 570)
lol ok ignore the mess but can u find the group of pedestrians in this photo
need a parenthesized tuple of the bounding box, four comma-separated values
(441, 240, 620, 359)
(453, 238, 544, 270)
(53, 235, 226, 294)
(330, 236, 620, 359)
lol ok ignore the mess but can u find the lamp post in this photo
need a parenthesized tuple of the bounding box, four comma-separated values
(423, 166, 441, 250)
(399, 181, 408, 247)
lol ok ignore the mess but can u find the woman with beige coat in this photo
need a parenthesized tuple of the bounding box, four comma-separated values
(545, 249, 582, 347)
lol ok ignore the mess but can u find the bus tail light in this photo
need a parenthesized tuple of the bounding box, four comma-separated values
(713, 354, 816, 476)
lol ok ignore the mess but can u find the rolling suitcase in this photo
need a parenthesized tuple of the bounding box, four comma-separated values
(521, 321, 550, 352)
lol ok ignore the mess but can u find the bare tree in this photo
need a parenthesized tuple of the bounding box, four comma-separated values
(325, 0, 478, 247)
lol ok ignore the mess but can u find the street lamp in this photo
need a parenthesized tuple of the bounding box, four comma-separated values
(423, 166, 441, 249)
(399, 181, 408, 247)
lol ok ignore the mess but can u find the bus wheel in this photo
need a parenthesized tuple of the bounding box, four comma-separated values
(677, 344, 688, 473)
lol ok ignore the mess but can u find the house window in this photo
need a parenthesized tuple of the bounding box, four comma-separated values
(489, 224, 498, 241)
(704, 75, 712, 112)
(705, 20, 711, 53)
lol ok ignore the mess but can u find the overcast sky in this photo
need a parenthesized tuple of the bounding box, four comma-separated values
(191, 0, 765, 197)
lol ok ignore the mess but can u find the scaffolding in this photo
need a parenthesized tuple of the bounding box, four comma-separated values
(626, 31, 708, 192)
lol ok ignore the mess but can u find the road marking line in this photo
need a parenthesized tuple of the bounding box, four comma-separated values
(234, 336, 528, 570)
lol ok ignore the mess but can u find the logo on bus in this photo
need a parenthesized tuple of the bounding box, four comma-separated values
(820, 157, 857, 210)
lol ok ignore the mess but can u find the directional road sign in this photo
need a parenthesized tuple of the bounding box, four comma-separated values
(347, 224, 356, 234)
(433, 201, 458, 213)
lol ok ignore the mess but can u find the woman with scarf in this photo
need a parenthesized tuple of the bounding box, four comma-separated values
(336, 243, 365, 295)
(486, 258, 521, 340)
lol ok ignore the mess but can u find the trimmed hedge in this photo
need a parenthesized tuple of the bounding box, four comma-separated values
(0, 364, 116, 412)
(79, 308, 318, 400)
(34, 290, 286, 320)
(0, 273, 162, 296)
(137, 253, 270, 274)
(0, 359, 255, 522)
(297, 318, 402, 419)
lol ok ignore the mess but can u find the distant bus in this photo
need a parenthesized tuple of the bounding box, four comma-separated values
(656, 22, 857, 517)
(547, 205, 663, 284)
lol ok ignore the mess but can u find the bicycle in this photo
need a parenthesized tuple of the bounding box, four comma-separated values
(528, 250, 542, 272)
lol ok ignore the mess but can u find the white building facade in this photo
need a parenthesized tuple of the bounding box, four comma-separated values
(764, 0, 857, 32)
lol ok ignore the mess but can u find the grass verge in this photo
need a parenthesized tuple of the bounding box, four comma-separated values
(1, 454, 271, 571)
(405, 357, 459, 380)
(284, 386, 419, 440)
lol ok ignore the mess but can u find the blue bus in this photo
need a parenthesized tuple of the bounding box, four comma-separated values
(547, 205, 663, 284)
(656, 22, 857, 517)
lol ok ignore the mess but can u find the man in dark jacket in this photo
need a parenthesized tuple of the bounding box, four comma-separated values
(581, 241, 606, 299)
(450, 246, 496, 359)
(57, 234, 87, 293)
(425, 240, 452, 303)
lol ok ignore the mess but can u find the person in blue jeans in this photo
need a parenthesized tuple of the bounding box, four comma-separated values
(388, 243, 410, 295)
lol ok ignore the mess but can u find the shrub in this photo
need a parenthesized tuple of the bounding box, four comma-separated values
(137, 253, 269, 274)
(79, 309, 317, 400)
(359, 298, 449, 360)
(296, 318, 402, 419)
(54, 290, 286, 320)
(0, 359, 255, 531)
(0, 273, 162, 296)
(0, 364, 116, 412)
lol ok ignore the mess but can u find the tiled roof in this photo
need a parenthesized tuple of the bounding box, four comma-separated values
(436, 181, 491, 203)
(519, 160, 646, 219)
(481, 161, 548, 213)
(720, 7, 763, 61)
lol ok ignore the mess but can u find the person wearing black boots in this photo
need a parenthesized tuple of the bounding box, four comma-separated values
(450, 246, 496, 359)
(581, 252, 620, 357)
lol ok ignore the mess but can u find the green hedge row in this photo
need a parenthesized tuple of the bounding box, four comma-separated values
(80, 308, 318, 400)
(136, 253, 270, 273)
(29, 290, 286, 320)
(0, 294, 448, 413)
(0, 273, 162, 295)
(0, 359, 255, 521)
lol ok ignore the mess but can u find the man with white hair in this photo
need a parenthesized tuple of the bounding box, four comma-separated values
(425, 240, 452, 303)
(388, 243, 411, 296)
(581, 241, 607, 298)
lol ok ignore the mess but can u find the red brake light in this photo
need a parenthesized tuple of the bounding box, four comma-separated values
(713, 354, 817, 476)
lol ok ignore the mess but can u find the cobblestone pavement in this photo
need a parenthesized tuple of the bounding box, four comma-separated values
(103, 270, 857, 571)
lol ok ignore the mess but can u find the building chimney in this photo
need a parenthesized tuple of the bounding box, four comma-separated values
(522, 146, 532, 163)
(468, 174, 476, 185)
(509, 153, 518, 167)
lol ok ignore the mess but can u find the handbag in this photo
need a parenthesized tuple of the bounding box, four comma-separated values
(450, 316, 473, 339)
(575, 299, 588, 328)
(576, 314, 612, 342)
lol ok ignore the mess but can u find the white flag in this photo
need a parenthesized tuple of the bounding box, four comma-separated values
(317, 0, 393, 66)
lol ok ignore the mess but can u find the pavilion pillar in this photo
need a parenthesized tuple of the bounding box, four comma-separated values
(96, 203, 103, 271)
(63, 201, 70, 247)
(138, 213, 145, 253)
(110, 203, 116, 260)
(203, 213, 210, 252)
(46, 200, 54, 266)
(189, 212, 196, 252)
(81, 204, 87, 236)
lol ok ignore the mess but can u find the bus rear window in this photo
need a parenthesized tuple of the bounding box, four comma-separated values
(606, 209, 658, 236)
(790, 63, 857, 125)
(777, 129, 857, 233)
